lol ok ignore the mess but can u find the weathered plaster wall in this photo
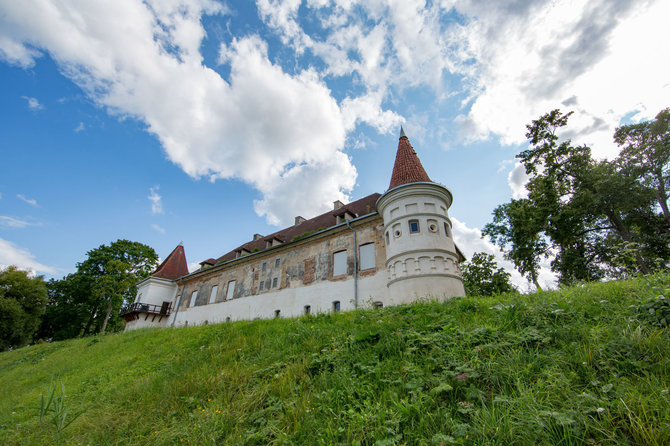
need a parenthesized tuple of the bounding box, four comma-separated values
(168, 216, 388, 326)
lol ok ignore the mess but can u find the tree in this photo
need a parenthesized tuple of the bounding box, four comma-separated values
(484, 109, 669, 286)
(461, 252, 515, 296)
(614, 108, 670, 225)
(0, 266, 48, 350)
(38, 240, 158, 339)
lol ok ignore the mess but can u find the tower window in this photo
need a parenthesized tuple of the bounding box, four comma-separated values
(444, 222, 450, 237)
(409, 220, 420, 233)
(333, 301, 340, 312)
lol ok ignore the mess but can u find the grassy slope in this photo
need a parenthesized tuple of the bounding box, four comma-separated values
(1, 275, 668, 445)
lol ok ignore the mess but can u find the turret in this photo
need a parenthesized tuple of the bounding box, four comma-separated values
(121, 243, 189, 330)
(376, 128, 465, 304)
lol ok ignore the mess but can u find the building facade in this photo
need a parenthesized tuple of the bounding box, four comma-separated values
(122, 129, 466, 330)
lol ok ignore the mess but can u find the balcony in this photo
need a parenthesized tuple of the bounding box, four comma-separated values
(120, 301, 172, 323)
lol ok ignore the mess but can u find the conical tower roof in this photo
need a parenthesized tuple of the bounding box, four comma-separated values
(152, 243, 188, 280)
(388, 127, 431, 189)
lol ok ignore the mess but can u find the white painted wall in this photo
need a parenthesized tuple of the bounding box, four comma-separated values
(170, 273, 388, 326)
(124, 277, 178, 331)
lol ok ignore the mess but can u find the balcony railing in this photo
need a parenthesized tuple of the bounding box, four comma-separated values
(120, 301, 172, 321)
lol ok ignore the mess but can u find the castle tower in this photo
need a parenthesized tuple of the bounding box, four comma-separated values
(122, 243, 189, 330)
(376, 127, 465, 304)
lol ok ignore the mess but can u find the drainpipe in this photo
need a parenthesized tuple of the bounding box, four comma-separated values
(345, 220, 358, 309)
(170, 278, 184, 327)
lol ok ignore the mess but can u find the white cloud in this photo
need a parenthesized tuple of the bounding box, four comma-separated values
(449, 0, 670, 157)
(74, 121, 85, 132)
(187, 261, 201, 273)
(507, 162, 529, 199)
(151, 223, 166, 234)
(0, 237, 56, 275)
(0, 0, 358, 227)
(22, 95, 44, 110)
(0, 216, 34, 228)
(148, 186, 163, 215)
(451, 217, 556, 291)
(17, 194, 38, 207)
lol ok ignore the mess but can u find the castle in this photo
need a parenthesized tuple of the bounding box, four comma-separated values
(122, 128, 466, 329)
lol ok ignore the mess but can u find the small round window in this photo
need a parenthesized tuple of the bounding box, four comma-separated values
(428, 223, 438, 232)
(394, 229, 401, 238)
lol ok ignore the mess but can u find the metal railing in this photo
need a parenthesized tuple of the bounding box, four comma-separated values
(120, 301, 172, 317)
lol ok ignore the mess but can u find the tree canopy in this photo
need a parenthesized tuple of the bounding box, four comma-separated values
(39, 239, 158, 340)
(0, 266, 48, 350)
(460, 252, 515, 296)
(484, 108, 670, 286)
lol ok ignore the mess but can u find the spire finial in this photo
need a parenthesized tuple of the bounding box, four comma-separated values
(399, 125, 407, 139)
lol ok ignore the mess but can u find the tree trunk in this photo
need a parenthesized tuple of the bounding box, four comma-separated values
(100, 299, 113, 335)
(605, 209, 651, 274)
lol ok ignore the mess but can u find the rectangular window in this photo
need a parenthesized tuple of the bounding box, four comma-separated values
(208, 285, 218, 304)
(304, 305, 311, 315)
(360, 243, 375, 270)
(262, 262, 267, 272)
(333, 301, 340, 312)
(444, 222, 450, 237)
(409, 219, 420, 233)
(226, 280, 236, 300)
(275, 258, 280, 268)
(259, 280, 264, 291)
(189, 290, 198, 308)
(333, 250, 347, 276)
(272, 277, 278, 288)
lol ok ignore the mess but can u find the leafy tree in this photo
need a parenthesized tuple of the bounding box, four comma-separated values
(461, 252, 515, 296)
(484, 109, 669, 286)
(614, 108, 670, 224)
(0, 266, 48, 350)
(39, 240, 158, 339)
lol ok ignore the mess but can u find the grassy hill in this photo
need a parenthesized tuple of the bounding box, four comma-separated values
(1, 275, 669, 445)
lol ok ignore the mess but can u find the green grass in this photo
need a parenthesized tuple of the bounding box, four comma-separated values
(1, 274, 669, 445)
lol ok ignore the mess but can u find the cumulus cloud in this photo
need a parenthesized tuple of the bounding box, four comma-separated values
(0, 0, 358, 227)
(449, 0, 670, 157)
(451, 218, 556, 291)
(148, 186, 163, 215)
(22, 96, 44, 111)
(17, 194, 38, 207)
(507, 162, 529, 199)
(0, 237, 56, 275)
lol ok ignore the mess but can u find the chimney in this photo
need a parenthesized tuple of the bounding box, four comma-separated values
(333, 200, 345, 210)
(253, 233, 263, 241)
(295, 216, 306, 226)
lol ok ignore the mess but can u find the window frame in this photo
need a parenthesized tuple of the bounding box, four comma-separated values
(333, 300, 340, 312)
(189, 290, 198, 308)
(226, 280, 236, 300)
(359, 242, 375, 271)
(208, 285, 219, 304)
(333, 250, 347, 277)
(409, 219, 420, 234)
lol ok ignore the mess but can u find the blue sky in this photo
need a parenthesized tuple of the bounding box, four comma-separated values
(1, 0, 668, 289)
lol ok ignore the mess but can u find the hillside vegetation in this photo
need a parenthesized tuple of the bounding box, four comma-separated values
(1, 275, 669, 445)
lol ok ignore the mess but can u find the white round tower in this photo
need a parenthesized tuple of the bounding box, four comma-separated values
(376, 128, 465, 304)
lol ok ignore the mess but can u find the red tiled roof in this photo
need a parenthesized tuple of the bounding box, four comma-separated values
(152, 244, 189, 280)
(388, 135, 431, 189)
(212, 193, 381, 264)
